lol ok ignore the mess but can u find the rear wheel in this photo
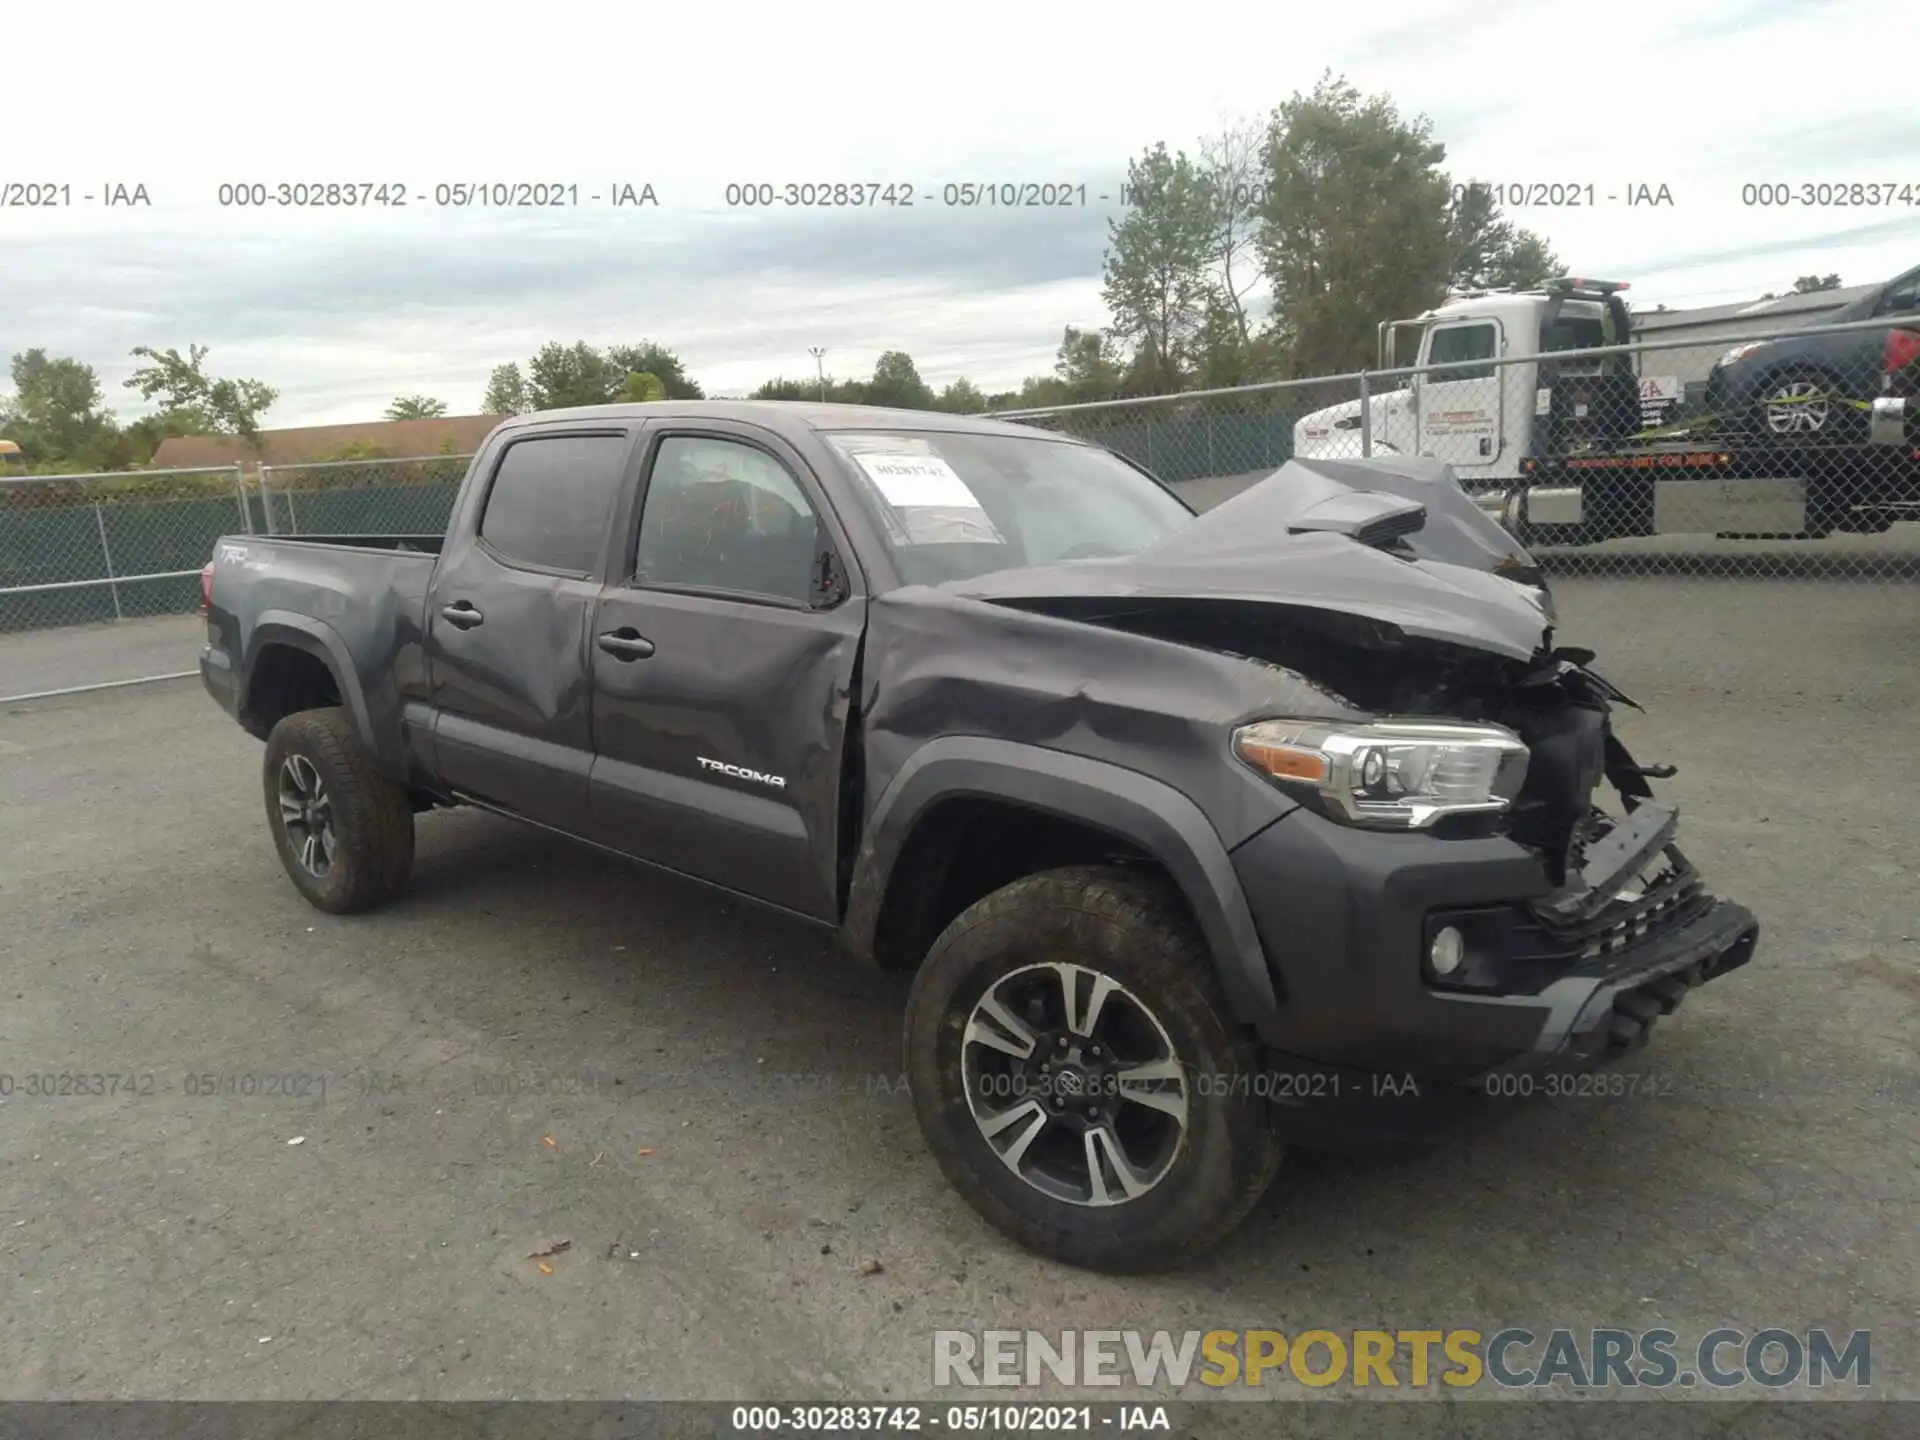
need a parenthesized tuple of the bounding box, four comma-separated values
(1758, 367, 1838, 440)
(903, 866, 1281, 1272)
(262, 707, 415, 913)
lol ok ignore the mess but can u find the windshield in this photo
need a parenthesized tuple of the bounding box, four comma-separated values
(823, 429, 1196, 586)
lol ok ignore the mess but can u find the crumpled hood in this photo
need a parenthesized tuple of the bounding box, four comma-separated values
(948, 453, 1555, 662)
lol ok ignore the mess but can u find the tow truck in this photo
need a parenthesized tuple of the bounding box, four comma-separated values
(1292, 278, 1920, 544)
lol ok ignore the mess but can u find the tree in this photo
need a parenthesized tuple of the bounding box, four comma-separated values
(384, 395, 448, 421)
(482, 364, 531, 414)
(605, 342, 704, 399)
(750, 373, 870, 404)
(1792, 273, 1843, 293)
(1, 350, 115, 462)
(1055, 325, 1128, 403)
(525, 341, 619, 410)
(483, 341, 704, 413)
(749, 376, 818, 401)
(1102, 142, 1215, 393)
(937, 377, 987, 413)
(867, 350, 935, 409)
(1253, 73, 1455, 377)
(1444, 183, 1564, 293)
(981, 374, 1071, 411)
(1191, 299, 1280, 390)
(124, 344, 278, 443)
(1197, 115, 1268, 355)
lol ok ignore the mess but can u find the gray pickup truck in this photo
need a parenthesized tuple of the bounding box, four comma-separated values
(201, 400, 1760, 1272)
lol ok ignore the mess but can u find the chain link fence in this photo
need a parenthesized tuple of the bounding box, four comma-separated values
(0, 465, 252, 635)
(0, 454, 470, 649)
(993, 314, 1920, 579)
(257, 454, 471, 539)
(4, 311, 1916, 698)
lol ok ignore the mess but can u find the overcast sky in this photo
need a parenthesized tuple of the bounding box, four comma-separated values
(4, 0, 1917, 427)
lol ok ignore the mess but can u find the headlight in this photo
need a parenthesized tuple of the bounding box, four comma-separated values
(1716, 342, 1767, 369)
(1233, 719, 1531, 830)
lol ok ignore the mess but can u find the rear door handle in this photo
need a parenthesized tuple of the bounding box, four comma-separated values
(597, 628, 655, 661)
(440, 602, 484, 630)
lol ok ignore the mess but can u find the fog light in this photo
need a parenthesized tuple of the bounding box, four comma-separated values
(1430, 926, 1465, 976)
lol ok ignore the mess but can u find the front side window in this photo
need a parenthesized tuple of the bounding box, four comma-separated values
(633, 435, 825, 604)
(478, 433, 629, 574)
(1425, 323, 1498, 382)
(824, 429, 1194, 587)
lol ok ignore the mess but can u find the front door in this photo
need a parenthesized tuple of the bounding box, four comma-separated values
(1416, 318, 1505, 482)
(426, 428, 634, 829)
(585, 426, 864, 919)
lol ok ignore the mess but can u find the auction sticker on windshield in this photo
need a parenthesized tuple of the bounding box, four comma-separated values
(850, 452, 1004, 545)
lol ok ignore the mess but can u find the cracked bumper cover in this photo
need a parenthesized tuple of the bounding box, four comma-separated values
(1226, 801, 1759, 1153)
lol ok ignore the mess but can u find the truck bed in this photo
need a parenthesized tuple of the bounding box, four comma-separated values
(204, 533, 441, 759)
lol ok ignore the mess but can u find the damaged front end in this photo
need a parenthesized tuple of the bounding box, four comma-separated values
(951, 454, 1758, 1108)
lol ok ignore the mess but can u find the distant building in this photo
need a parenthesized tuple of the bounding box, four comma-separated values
(151, 414, 504, 472)
(1629, 283, 1877, 395)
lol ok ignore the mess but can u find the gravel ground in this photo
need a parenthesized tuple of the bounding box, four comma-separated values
(1, 552, 1916, 1426)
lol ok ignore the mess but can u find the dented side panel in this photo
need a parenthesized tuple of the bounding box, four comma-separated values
(857, 587, 1365, 854)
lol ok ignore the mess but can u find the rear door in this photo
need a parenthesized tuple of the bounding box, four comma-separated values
(1416, 318, 1505, 480)
(425, 427, 636, 829)
(584, 422, 864, 919)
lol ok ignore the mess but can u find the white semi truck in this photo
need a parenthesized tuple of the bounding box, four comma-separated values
(1291, 277, 1916, 544)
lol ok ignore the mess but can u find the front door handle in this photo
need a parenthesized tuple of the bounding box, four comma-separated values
(440, 601, 484, 630)
(596, 628, 655, 661)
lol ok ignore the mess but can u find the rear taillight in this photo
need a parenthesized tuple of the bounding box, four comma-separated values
(200, 562, 215, 613)
(1886, 328, 1920, 374)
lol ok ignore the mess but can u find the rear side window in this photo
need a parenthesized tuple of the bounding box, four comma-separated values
(479, 434, 629, 574)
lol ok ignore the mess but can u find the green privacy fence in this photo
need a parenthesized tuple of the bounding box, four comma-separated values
(994, 387, 1331, 483)
(0, 461, 470, 637)
(1061, 407, 1299, 482)
(258, 463, 465, 539)
(0, 468, 253, 634)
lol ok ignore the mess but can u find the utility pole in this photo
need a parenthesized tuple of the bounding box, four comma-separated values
(808, 347, 828, 401)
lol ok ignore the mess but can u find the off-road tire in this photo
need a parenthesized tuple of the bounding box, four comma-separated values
(904, 865, 1281, 1273)
(262, 707, 415, 914)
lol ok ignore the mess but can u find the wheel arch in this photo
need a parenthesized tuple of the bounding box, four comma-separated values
(841, 737, 1280, 1027)
(241, 612, 377, 754)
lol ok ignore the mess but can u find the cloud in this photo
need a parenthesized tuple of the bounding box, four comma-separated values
(0, 204, 1124, 418)
(3, 0, 1914, 424)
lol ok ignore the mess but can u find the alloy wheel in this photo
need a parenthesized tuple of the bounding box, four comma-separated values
(1764, 378, 1829, 435)
(276, 754, 336, 877)
(961, 962, 1190, 1207)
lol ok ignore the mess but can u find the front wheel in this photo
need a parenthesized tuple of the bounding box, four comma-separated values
(903, 866, 1281, 1272)
(262, 707, 415, 913)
